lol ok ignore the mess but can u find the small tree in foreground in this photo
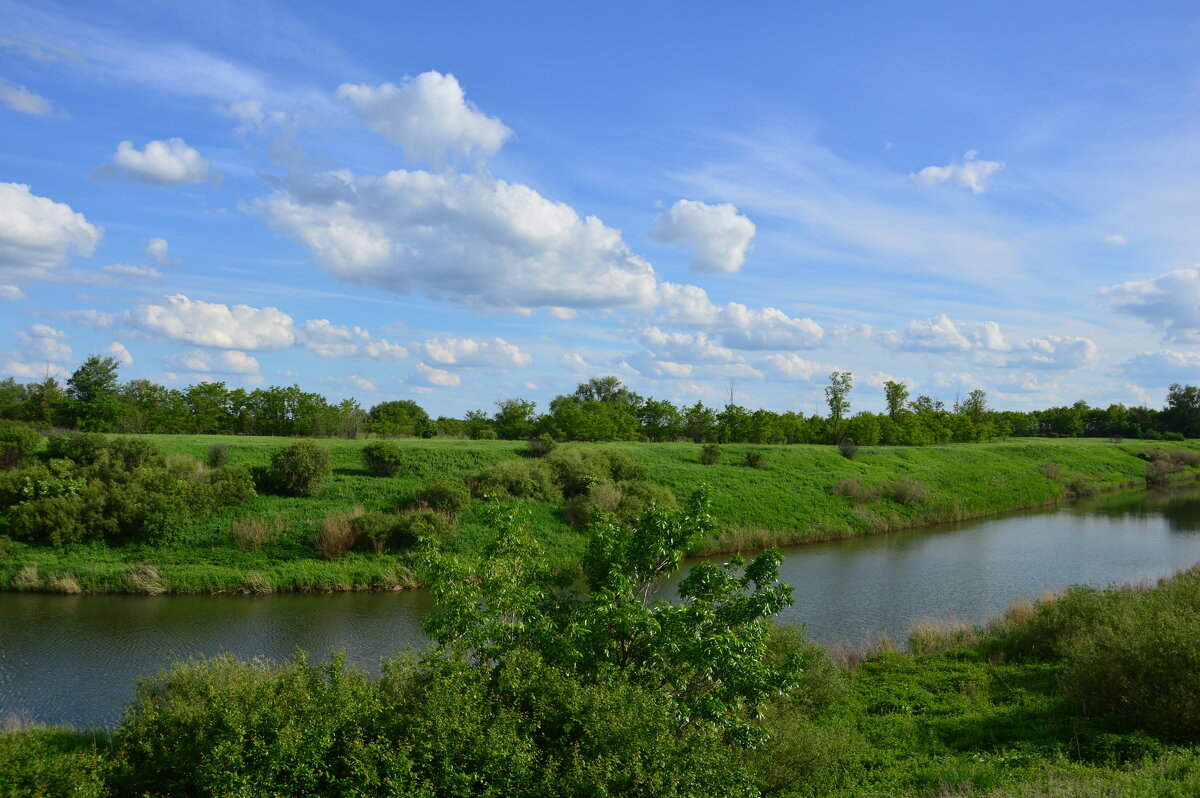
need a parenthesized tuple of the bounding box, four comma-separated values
(268, 440, 331, 496)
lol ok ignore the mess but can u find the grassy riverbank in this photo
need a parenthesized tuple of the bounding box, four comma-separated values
(1, 435, 1197, 594)
(5, 565, 1200, 796)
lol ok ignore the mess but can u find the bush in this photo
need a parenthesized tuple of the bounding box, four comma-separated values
(834, 477, 879, 502)
(268, 440, 332, 497)
(313, 508, 362, 559)
(361, 440, 405, 477)
(206, 443, 230, 468)
(884, 477, 930, 505)
(471, 458, 560, 501)
(44, 432, 109, 466)
(525, 433, 557, 458)
(546, 448, 611, 497)
(564, 480, 678, 527)
(207, 465, 257, 507)
(7, 494, 93, 547)
(699, 443, 721, 466)
(106, 436, 161, 470)
(600, 449, 650, 482)
(352, 510, 400, 554)
(836, 439, 859, 460)
(744, 449, 768, 469)
(412, 477, 471, 517)
(227, 515, 280, 551)
(0, 420, 40, 469)
(395, 508, 450, 548)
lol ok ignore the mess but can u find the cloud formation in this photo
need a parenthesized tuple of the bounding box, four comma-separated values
(650, 199, 756, 273)
(16, 323, 71, 363)
(106, 138, 213, 185)
(76, 294, 296, 351)
(420, 336, 531, 368)
(103, 341, 133, 366)
(410, 362, 461, 387)
(0, 77, 53, 116)
(1100, 266, 1200, 343)
(300, 319, 408, 359)
(336, 72, 513, 166)
(878, 314, 1007, 353)
(0, 182, 102, 277)
(0, 284, 24, 300)
(144, 237, 180, 267)
(164, 348, 260, 375)
(656, 282, 824, 350)
(911, 150, 1003, 194)
(1121, 349, 1200, 386)
(1012, 335, 1098, 370)
(256, 169, 658, 312)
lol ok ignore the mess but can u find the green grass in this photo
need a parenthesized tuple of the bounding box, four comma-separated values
(2, 435, 1197, 594)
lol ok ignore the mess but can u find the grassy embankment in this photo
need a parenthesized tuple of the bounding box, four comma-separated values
(4, 565, 1200, 796)
(1, 435, 1197, 594)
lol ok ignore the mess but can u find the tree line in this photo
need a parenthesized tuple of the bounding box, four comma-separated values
(3, 356, 1199, 444)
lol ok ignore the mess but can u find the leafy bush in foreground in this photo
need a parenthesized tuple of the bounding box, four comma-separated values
(267, 440, 332, 497)
(412, 476, 470, 517)
(361, 440, 405, 477)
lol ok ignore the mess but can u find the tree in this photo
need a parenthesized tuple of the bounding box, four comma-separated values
(1163, 384, 1200, 438)
(420, 487, 803, 743)
(493, 398, 537, 440)
(824, 371, 853, 442)
(366, 399, 432, 437)
(67, 355, 122, 431)
(573, 376, 643, 407)
(883, 380, 909, 418)
(955, 389, 988, 424)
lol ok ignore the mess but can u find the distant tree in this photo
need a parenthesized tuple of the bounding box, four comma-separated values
(573, 376, 643, 407)
(67, 355, 122, 431)
(493, 398, 537, 440)
(366, 399, 432, 437)
(883, 380, 910, 418)
(824, 371, 853, 442)
(956, 389, 988, 425)
(1163, 384, 1200, 438)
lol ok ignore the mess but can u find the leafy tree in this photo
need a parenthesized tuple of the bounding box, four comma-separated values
(493, 398, 537, 440)
(883, 380, 909, 418)
(1163, 384, 1200, 438)
(365, 399, 432, 437)
(573, 376, 643, 407)
(66, 355, 122, 431)
(824, 371, 853, 443)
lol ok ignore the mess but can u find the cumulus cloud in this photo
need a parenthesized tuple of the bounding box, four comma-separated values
(0, 284, 24, 299)
(3, 359, 69, 379)
(410, 362, 460, 387)
(655, 282, 823, 350)
(862, 371, 915, 389)
(878, 314, 1008, 353)
(420, 336, 531, 368)
(1012, 335, 1098, 369)
(15, 323, 71, 362)
(103, 341, 133, 365)
(300, 319, 407, 359)
(105, 138, 214, 185)
(635, 327, 735, 364)
(255, 169, 657, 312)
(144, 237, 180, 267)
(994, 371, 1059, 396)
(336, 71, 513, 166)
(0, 77, 53, 116)
(764, 353, 827, 381)
(345, 375, 377, 392)
(911, 150, 1003, 194)
(164, 349, 260, 375)
(650, 199, 756, 273)
(104, 263, 161, 278)
(1100, 266, 1200, 343)
(0, 182, 102, 277)
(1120, 350, 1200, 386)
(75, 294, 296, 350)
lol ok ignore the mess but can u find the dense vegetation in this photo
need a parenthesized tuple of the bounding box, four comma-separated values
(6, 358, 1200, 445)
(4, 503, 1200, 797)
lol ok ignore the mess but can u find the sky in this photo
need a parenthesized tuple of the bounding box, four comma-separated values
(1, 0, 1199, 417)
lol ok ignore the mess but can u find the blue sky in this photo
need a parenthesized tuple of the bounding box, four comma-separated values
(2, 0, 1198, 416)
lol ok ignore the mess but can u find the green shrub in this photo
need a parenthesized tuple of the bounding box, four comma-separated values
(546, 448, 610, 497)
(0, 420, 40, 469)
(837, 439, 859, 460)
(471, 458, 560, 501)
(361, 440, 405, 477)
(44, 432, 109, 466)
(207, 465, 257, 507)
(352, 510, 400, 554)
(744, 449, 768, 469)
(413, 477, 471, 517)
(564, 480, 678, 527)
(884, 477, 930, 505)
(395, 508, 451, 547)
(268, 440, 332, 497)
(525, 433, 557, 457)
(105, 436, 161, 470)
(206, 442, 230, 468)
(8, 494, 93, 547)
(699, 443, 721, 465)
(313, 508, 361, 559)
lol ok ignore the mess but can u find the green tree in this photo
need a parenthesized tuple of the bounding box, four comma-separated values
(824, 371, 853, 443)
(66, 355, 122, 431)
(493, 397, 538, 440)
(1163, 384, 1200, 438)
(883, 380, 909, 418)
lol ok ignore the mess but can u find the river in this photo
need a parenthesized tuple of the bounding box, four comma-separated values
(3, 484, 1200, 729)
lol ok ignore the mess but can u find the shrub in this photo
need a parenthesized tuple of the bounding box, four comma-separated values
(564, 480, 678, 527)
(834, 477, 879, 502)
(546, 448, 610, 497)
(1172, 448, 1200, 467)
(1040, 462, 1062, 480)
(44, 432, 109, 466)
(1065, 475, 1100, 497)
(884, 477, 930, 505)
(106, 436, 161, 470)
(395, 508, 451, 547)
(1163, 430, 1186, 441)
(525, 433, 557, 458)
(836, 439, 859, 460)
(228, 515, 280, 551)
(352, 510, 400, 554)
(268, 440, 332, 497)
(699, 443, 721, 466)
(0, 420, 40, 469)
(313, 507, 362, 559)
(207, 465, 257, 507)
(600, 449, 650, 482)
(412, 477, 471, 517)
(8, 494, 93, 547)
(206, 443, 230, 468)
(744, 449, 768, 469)
(361, 440, 405, 477)
(471, 458, 560, 501)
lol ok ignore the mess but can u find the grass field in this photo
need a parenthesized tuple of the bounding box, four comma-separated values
(1, 435, 1197, 594)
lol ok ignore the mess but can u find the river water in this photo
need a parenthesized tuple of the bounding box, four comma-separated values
(4, 485, 1200, 729)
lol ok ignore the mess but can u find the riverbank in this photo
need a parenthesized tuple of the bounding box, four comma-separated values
(1, 436, 1197, 594)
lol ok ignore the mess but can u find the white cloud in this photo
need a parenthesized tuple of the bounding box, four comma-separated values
(560, 353, 594, 373)
(0, 182, 102, 277)
(625, 352, 694, 379)
(420, 336, 531, 368)
(828, 323, 874, 346)
(410, 362, 460, 387)
(0, 77, 53, 116)
(15, 323, 71, 362)
(255, 169, 658, 312)
(1012, 335, 1098, 370)
(1102, 234, 1127, 246)
(994, 371, 1060, 396)
(933, 371, 987, 392)
(878, 314, 1008, 353)
(76, 294, 296, 351)
(0, 284, 24, 300)
(862, 371, 916, 390)
(106, 138, 213, 185)
(1120, 350, 1200, 386)
(300, 319, 408, 359)
(1125, 383, 1153, 407)
(346, 375, 377, 392)
(164, 348, 260, 375)
(1100, 266, 1200, 343)
(650, 199, 756, 273)
(336, 71, 513, 167)
(104, 263, 162, 278)
(635, 327, 735, 363)
(764, 353, 826, 381)
(655, 282, 824, 350)
(144, 237, 180, 267)
(3, 359, 68, 379)
(911, 150, 1004, 194)
(102, 341, 133, 365)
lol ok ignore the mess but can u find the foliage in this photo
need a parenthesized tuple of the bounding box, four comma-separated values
(837, 438, 859, 460)
(745, 449, 769, 469)
(352, 510, 401, 554)
(825, 371, 853, 442)
(361, 440, 405, 477)
(206, 442, 230, 468)
(0, 421, 40, 469)
(470, 458, 559, 501)
(523, 432, 556, 458)
(267, 440, 332, 497)
(412, 476, 471, 517)
(700, 442, 721, 465)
